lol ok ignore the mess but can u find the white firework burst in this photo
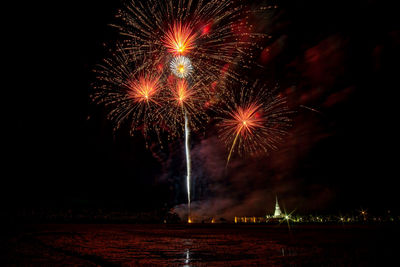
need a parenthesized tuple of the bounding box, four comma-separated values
(170, 56, 193, 78)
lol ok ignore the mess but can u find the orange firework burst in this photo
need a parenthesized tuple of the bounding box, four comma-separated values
(217, 82, 292, 166)
(225, 103, 265, 139)
(220, 103, 266, 166)
(128, 75, 160, 104)
(163, 23, 196, 55)
(92, 50, 164, 138)
(160, 77, 210, 138)
(171, 79, 194, 106)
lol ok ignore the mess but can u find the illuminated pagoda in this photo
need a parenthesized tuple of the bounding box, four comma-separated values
(235, 195, 285, 223)
(273, 195, 283, 218)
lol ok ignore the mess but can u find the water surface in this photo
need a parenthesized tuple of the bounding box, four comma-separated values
(1, 224, 398, 266)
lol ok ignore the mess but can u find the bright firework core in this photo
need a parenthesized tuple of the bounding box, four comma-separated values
(170, 56, 193, 78)
(163, 23, 196, 55)
(232, 104, 264, 137)
(172, 79, 194, 106)
(128, 75, 160, 104)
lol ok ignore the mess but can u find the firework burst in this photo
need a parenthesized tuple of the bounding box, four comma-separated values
(217, 81, 292, 166)
(163, 22, 196, 56)
(170, 56, 193, 78)
(92, 50, 164, 138)
(128, 75, 160, 104)
(93, 1, 286, 222)
(160, 77, 210, 138)
(171, 79, 195, 106)
(113, 0, 269, 84)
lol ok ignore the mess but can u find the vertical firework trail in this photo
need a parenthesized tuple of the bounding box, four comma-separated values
(184, 111, 191, 222)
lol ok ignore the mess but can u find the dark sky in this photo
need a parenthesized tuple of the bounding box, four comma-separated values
(6, 0, 399, 216)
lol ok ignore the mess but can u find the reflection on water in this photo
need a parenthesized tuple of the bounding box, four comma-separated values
(4, 225, 284, 266)
(3, 224, 395, 266)
(281, 247, 298, 257)
(183, 248, 190, 266)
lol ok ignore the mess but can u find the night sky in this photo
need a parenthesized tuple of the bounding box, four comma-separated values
(6, 0, 399, 218)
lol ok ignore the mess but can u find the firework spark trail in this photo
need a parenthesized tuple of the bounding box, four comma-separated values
(226, 125, 242, 168)
(184, 111, 191, 222)
(300, 105, 323, 115)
